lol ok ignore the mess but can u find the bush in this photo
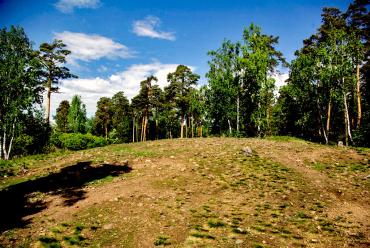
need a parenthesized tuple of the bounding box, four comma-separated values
(51, 132, 109, 151)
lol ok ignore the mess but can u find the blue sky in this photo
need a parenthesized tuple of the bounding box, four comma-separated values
(0, 0, 352, 116)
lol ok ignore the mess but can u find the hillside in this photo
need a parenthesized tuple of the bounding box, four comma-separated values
(0, 137, 369, 247)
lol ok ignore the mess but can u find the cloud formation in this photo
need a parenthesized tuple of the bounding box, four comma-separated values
(55, 0, 101, 13)
(133, 16, 175, 41)
(52, 62, 194, 116)
(54, 31, 134, 65)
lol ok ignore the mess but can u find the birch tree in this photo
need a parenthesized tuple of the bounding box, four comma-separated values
(0, 26, 43, 160)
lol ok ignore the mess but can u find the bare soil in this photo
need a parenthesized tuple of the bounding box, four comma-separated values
(0, 137, 369, 247)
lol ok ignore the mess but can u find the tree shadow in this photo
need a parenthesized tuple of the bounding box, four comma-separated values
(0, 161, 132, 232)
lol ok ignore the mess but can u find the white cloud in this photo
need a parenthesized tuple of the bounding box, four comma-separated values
(271, 72, 289, 96)
(272, 72, 289, 89)
(133, 16, 175, 41)
(51, 62, 195, 117)
(54, 31, 135, 66)
(55, 0, 101, 13)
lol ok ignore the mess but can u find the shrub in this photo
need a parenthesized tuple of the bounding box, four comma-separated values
(51, 132, 108, 151)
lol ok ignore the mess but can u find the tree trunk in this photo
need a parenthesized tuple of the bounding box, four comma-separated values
(136, 122, 138, 142)
(356, 64, 361, 128)
(326, 97, 332, 141)
(185, 117, 188, 138)
(46, 84, 51, 123)
(343, 91, 353, 145)
(2, 130, 6, 160)
(236, 94, 240, 133)
(191, 116, 194, 138)
(132, 116, 135, 142)
(180, 115, 184, 138)
(155, 119, 158, 140)
(140, 116, 144, 142)
(228, 119, 232, 135)
(316, 97, 328, 145)
(257, 102, 261, 137)
(2, 121, 15, 160)
(105, 123, 108, 140)
(142, 116, 147, 141)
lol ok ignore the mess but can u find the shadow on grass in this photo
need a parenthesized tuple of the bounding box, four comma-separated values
(0, 161, 131, 232)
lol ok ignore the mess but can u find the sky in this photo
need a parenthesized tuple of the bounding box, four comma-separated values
(0, 0, 352, 117)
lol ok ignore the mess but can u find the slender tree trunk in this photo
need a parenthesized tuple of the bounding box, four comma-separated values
(356, 64, 361, 128)
(317, 97, 328, 145)
(2, 130, 6, 160)
(143, 116, 147, 142)
(105, 123, 108, 140)
(257, 102, 261, 137)
(46, 84, 51, 123)
(0, 136, 2, 159)
(343, 91, 353, 145)
(2, 121, 15, 160)
(136, 121, 139, 142)
(155, 119, 158, 140)
(228, 119, 232, 135)
(236, 94, 240, 133)
(140, 116, 144, 142)
(326, 97, 332, 141)
(200, 126, 203, 137)
(191, 116, 194, 138)
(132, 116, 135, 142)
(185, 118, 188, 138)
(180, 115, 184, 139)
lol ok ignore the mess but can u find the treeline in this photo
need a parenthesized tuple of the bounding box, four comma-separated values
(276, 1, 370, 146)
(54, 65, 204, 144)
(204, 0, 369, 146)
(1, 0, 369, 160)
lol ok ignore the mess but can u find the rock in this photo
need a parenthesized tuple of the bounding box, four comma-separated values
(180, 168, 186, 172)
(170, 155, 175, 159)
(235, 239, 244, 244)
(137, 202, 143, 207)
(103, 223, 114, 230)
(311, 239, 318, 243)
(241, 146, 253, 156)
(338, 141, 344, 147)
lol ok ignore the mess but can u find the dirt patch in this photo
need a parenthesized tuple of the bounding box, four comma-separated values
(0, 138, 369, 247)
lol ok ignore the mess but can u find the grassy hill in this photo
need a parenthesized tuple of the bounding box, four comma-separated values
(0, 137, 369, 247)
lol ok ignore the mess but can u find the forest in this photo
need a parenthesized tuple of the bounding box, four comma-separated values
(0, 0, 369, 160)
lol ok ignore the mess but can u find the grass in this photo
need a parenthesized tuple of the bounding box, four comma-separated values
(154, 235, 171, 246)
(207, 219, 226, 228)
(0, 137, 369, 247)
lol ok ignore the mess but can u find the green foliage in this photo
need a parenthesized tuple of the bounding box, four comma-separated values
(38, 236, 61, 248)
(51, 132, 108, 150)
(39, 39, 76, 122)
(166, 65, 200, 138)
(111, 92, 131, 142)
(94, 97, 113, 138)
(206, 24, 285, 136)
(207, 219, 226, 228)
(55, 100, 70, 132)
(0, 26, 44, 160)
(68, 95, 87, 134)
(154, 235, 171, 246)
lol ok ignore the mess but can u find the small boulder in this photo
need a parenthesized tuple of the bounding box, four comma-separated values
(241, 146, 253, 156)
(103, 223, 114, 230)
(338, 141, 344, 147)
